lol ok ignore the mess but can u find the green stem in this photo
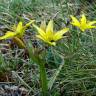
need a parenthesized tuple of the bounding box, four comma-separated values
(39, 59, 48, 96)
(27, 41, 48, 95)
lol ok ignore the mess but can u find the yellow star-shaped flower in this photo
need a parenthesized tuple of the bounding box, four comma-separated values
(0, 20, 35, 48)
(33, 20, 69, 46)
(0, 20, 35, 40)
(70, 14, 96, 31)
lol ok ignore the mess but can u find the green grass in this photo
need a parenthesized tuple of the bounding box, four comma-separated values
(0, 0, 96, 95)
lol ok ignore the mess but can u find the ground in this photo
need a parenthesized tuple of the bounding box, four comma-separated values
(0, 0, 96, 96)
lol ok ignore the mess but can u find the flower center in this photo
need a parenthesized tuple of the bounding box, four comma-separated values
(50, 40, 55, 42)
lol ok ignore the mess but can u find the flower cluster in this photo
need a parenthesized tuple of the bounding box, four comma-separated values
(0, 14, 96, 47)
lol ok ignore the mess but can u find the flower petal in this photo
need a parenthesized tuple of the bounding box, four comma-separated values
(70, 15, 80, 27)
(16, 21, 23, 32)
(53, 28, 69, 41)
(80, 14, 86, 26)
(86, 25, 96, 29)
(36, 35, 47, 42)
(40, 20, 46, 31)
(33, 24, 46, 37)
(36, 35, 56, 46)
(88, 21, 96, 26)
(25, 20, 35, 28)
(48, 41, 56, 46)
(46, 20, 53, 36)
(0, 31, 16, 40)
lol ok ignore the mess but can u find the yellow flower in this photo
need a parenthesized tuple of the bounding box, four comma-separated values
(33, 20, 69, 46)
(70, 14, 96, 31)
(0, 20, 35, 48)
(0, 20, 35, 40)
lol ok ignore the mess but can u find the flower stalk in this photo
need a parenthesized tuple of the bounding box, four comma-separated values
(33, 56, 48, 96)
(27, 41, 48, 96)
(39, 59, 48, 96)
